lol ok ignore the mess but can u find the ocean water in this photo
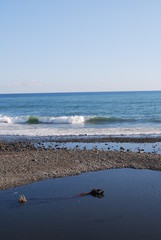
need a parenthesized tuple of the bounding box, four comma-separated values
(0, 91, 161, 138)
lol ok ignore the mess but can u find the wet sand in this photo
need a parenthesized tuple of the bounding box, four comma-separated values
(49, 136, 161, 143)
(1, 139, 161, 190)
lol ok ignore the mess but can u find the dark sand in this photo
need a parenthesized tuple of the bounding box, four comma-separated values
(1, 138, 161, 190)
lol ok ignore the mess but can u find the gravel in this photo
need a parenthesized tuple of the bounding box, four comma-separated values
(0, 140, 161, 190)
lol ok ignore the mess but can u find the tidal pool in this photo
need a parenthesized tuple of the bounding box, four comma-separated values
(1, 169, 161, 240)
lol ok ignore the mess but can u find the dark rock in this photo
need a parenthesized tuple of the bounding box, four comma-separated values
(120, 147, 125, 150)
(78, 189, 104, 198)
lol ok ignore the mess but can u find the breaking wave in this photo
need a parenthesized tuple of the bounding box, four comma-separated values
(0, 115, 86, 124)
(0, 115, 161, 125)
(27, 116, 39, 124)
(86, 116, 136, 124)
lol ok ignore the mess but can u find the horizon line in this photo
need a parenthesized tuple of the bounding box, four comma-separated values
(0, 90, 161, 95)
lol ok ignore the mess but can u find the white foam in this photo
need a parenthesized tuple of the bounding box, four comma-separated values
(0, 115, 161, 138)
(0, 115, 87, 124)
(41, 116, 86, 124)
(0, 123, 161, 138)
(0, 115, 13, 124)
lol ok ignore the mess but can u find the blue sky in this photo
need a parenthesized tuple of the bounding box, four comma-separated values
(0, 0, 161, 93)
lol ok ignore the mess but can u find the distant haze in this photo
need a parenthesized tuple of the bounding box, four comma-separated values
(0, 0, 161, 93)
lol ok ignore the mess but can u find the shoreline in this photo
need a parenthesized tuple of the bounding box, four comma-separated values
(47, 136, 161, 143)
(1, 139, 161, 191)
(1, 135, 161, 143)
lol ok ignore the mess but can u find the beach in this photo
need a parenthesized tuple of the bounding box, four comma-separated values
(1, 92, 161, 240)
(1, 137, 161, 190)
(1, 92, 161, 190)
(1, 1, 161, 238)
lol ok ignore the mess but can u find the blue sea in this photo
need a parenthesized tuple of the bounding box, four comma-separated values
(0, 91, 161, 138)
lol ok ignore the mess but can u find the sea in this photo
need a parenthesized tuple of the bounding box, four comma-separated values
(0, 91, 161, 139)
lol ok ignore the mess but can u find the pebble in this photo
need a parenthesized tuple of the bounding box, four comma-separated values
(0, 140, 161, 191)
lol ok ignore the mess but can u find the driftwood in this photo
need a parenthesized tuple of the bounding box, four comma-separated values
(19, 195, 27, 203)
(18, 189, 104, 204)
(77, 189, 104, 198)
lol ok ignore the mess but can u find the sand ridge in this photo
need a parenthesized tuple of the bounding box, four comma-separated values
(0, 140, 161, 190)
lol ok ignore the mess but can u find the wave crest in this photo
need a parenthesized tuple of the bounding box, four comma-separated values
(0, 115, 13, 124)
(1, 115, 161, 125)
(86, 116, 136, 124)
(25, 116, 86, 124)
(27, 116, 39, 124)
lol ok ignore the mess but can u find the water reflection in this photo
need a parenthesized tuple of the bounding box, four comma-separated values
(1, 169, 161, 240)
(35, 141, 161, 154)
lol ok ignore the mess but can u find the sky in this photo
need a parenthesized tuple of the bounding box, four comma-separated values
(0, 0, 161, 93)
